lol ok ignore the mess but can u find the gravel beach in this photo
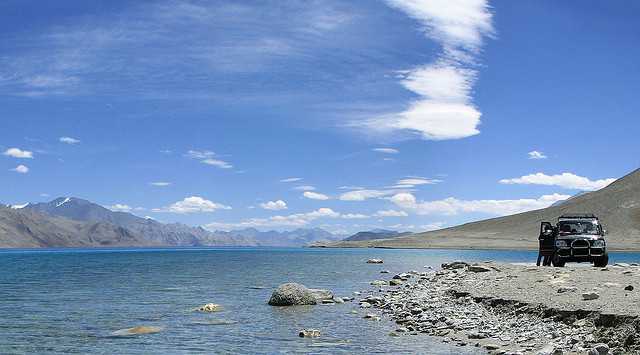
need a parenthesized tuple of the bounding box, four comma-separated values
(357, 261, 640, 354)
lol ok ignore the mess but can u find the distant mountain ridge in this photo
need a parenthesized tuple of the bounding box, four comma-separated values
(342, 229, 411, 242)
(0, 197, 340, 248)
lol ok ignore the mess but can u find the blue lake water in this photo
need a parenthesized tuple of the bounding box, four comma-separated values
(1, 248, 639, 354)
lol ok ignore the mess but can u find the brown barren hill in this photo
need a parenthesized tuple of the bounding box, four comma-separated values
(332, 168, 640, 251)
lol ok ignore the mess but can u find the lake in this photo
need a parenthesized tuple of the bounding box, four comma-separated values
(1, 248, 639, 354)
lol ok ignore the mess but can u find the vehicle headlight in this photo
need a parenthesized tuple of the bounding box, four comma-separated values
(592, 240, 605, 248)
(555, 240, 568, 247)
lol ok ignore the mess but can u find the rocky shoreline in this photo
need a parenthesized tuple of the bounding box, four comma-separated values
(355, 261, 640, 354)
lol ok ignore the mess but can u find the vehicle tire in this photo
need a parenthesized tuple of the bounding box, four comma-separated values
(593, 253, 609, 267)
(552, 253, 565, 267)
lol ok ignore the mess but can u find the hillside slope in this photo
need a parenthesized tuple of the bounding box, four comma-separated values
(0, 206, 153, 248)
(332, 168, 640, 251)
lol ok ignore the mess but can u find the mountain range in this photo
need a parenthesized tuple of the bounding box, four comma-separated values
(341, 229, 411, 242)
(331, 168, 640, 251)
(0, 197, 343, 248)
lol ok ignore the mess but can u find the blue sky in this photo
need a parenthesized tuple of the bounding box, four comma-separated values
(1, 0, 638, 235)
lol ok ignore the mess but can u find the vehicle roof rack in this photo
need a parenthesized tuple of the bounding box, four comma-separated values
(558, 213, 597, 219)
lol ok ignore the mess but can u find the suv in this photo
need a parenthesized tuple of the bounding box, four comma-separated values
(540, 214, 608, 267)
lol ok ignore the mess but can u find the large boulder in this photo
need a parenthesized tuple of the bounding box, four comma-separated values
(268, 283, 333, 306)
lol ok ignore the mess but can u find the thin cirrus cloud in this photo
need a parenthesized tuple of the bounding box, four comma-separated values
(303, 191, 330, 200)
(339, 189, 395, 201)
(390, 192, 570, 216)
(149, 182, 171, 187)
(185, 150, 233, 169)
(528, 151, 547, 159)
(152, 196, 231, 214)
(395, 177, 442, 186)
(1, 1, 353, 98)
(4, 148, 34, 159)
(59, 136, 80, 144)
(499, 172, 616, 191)
(259, 200, 288, 211)
(358, 0, 493, 140)
(280, 177, 303, 183)
(374, 209, 408, 217)
(372, 147, 399, 154)
(108, 204, 132, 212)
(293, 185, 316, 191)
(11, 165, 30, 174)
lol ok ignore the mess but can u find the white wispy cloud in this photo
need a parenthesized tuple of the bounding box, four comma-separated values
(109, 204, 133, 212)
(372, 147, 399, 154)
(528, 151, 547, 159)
(59, 136, 80, 144)
(205, 207, 340, 229)
(4, 148, 34, 159)
(341, 213, 370, 219)
(149, 182, 171, 187)
(338, 185, 365, 190)
(11, 165, 30, 174)
(201, 158, 233, 169)
(205, 207, 370, 230)
(303, 191, 330, 200)
(359, 0, 493, 140)
(153, 196, 231, 214)
(185, 150, 233, 169)
(280, 177, 303, 183)
(390, 192, 570, 216)
(375, 209, 408, 217)
(259, 200, 288, 211)
(499, 172, 616, 191)
(339, 189, 396, 201)
(396, 177, 442, 186)
(293, 185, 316, 191)
(1, 1, 353, 98)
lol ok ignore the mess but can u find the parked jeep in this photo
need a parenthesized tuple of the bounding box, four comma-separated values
(539, 214, 608, 267)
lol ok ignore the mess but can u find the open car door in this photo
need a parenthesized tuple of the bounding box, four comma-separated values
(540, 222, 553, 238)
(539, 222, 555, 256)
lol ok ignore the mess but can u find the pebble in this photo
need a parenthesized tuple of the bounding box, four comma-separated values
(197, 303, 222, 312)
(299, 329, 321, 338)
(557, 286, 577, 293)
(468, 265, 492, 273)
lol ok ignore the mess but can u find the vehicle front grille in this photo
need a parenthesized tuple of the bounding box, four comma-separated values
(571, 239, 590, 257)
(571, 239, 590, 248)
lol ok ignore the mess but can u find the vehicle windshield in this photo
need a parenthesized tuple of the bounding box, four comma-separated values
(557, 220, 600, 235)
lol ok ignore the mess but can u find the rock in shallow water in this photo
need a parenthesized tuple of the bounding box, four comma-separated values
(197, 303, 222, 312)
(111, 326, 163, 337)
(268, 283, 332, 306)
(441, 261, 468, 269)
(299, 329, 321, 338)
